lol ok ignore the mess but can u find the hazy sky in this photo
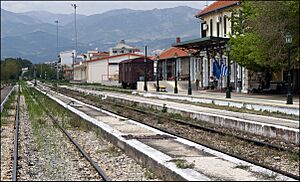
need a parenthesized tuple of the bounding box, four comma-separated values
(1, 1, 214, 15)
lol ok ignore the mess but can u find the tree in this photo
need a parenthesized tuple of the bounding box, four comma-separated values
(1, 57, 33, 82)
(229, 1, 299, 73)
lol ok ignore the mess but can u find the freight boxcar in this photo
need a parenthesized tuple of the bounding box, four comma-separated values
(119, 57, 154, 89)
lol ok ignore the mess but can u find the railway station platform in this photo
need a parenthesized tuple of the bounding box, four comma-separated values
(60, 84, 299, 144)
(137, 81, 299, 116)
(35, 84, 295, 181)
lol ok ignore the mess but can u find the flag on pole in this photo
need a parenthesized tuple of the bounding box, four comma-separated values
(221, 59, 228, 76)
(213, 58, 221, 79)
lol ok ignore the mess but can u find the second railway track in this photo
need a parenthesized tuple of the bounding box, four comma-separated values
(42, 84, 299, 180)
(11, 84, 110, 181)
(19, 83, 160, 181)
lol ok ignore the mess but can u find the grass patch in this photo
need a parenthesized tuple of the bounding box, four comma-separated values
(168, 159, 195, 169)
(234, 164, 251, 170)
(289, 151, 299, 162)
(144, 170, 156, 179)
(98, 146, 122, 157)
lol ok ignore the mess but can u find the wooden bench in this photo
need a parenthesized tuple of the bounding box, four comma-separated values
(153, 83, 167, 92)
(159, 85, 167, 92)
(262, 84, 278, 94)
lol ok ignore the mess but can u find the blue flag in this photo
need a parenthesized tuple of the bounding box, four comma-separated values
(221, 59, 228, 76)
(213, 58, 221, 79)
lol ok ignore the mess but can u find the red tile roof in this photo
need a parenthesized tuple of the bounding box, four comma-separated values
(158, 47, 189, 60)
(86, 53, 143, 63)
(196, 1, 239, 17)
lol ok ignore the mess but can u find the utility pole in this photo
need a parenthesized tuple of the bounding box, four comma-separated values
(71, 3, 78, 81)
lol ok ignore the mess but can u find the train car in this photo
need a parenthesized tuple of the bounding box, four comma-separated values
(119, 57, 154, 89)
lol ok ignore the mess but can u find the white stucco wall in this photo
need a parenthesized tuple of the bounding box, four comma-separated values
(87, 60, 108, 83)
(60, 50, 75, 66)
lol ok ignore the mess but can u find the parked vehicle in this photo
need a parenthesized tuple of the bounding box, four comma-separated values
(119, 57, 154, 89)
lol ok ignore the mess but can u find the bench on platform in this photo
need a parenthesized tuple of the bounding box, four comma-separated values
(153, 83, 167, 92)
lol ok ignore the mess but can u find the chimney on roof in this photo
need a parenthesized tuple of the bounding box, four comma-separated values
(120, 40, 125, 44)
(176, 37, 181, 43)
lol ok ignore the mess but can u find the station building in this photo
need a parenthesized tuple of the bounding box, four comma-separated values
(170, 1, 246, 92)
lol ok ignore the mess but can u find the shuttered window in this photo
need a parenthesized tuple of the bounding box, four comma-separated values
(223, 15, 227, 37)
(210, 19, 213, 36)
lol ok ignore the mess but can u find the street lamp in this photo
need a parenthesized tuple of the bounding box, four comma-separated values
(286, 32, 293, 104)
(144, 45, 148, 91)
(72, 52, 75, 81)
(156, 55, 160, 92)
(55, 20, 59, 80)
(174, 52, 178, 94)
(34, 66, 37, 86)
(188, 51, 192, 95)
(71, 4, 78, 56)
(225, 44, 231, 98)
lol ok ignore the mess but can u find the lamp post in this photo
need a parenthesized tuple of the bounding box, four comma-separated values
(144, 45, 148, 91)
(71, 4, 78, 81)
(174, 52, 178, 94)
(286, 32, 293, 104)
(71, 4, 78, 57)
(72, 52, 75, 81)
(156, 55, 160, 92)
(55, 20, 59, 80)
(188, 51, 192, 95)
(225, 44, 231, 98)
(34, 66, 37, 86)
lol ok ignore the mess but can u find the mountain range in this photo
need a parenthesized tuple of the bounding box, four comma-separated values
(1, 6, 201, 63)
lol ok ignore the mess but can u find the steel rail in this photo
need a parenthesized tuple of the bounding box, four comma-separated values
(58, 86, 296, 152)
(29, 89, 110, 181)
(41, 84, 300, 180)
(12, 84, 20, 181)
(91, 100, 300, 181)
(113, 103, 297, 153)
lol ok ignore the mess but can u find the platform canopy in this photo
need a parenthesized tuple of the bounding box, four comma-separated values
(172, 36, 229, 50)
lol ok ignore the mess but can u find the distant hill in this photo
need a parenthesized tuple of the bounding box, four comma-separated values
(20, 10, 86, 25)
(1, 6, 200, 63)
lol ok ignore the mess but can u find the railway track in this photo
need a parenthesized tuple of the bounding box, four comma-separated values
(12, 84, 20, 181)
(45, 84, 299, 180)
(25, 86, 110, 181)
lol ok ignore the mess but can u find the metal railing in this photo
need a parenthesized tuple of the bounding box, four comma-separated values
(1, 85, 16, 113)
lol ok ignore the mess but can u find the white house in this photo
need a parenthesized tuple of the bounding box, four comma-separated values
(109, 40, 140, 56)
(86, 53, 142, 84)
(60, 50, 76, 66)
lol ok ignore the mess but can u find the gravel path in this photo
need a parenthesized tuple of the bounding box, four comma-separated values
(18, 93, 103, 181)
(68, 129, 159, 181)
(34, 84, 161, 181)
(0, 95, 16, 181)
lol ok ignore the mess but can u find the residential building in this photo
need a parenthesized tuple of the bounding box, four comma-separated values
(82, 50, 109, 61)
(86, 53, 143, 84)
(109, 40, 140, 56)
(73, 61, 87, 82)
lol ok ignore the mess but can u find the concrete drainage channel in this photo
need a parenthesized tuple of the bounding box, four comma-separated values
(33, 83, 296, 181)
